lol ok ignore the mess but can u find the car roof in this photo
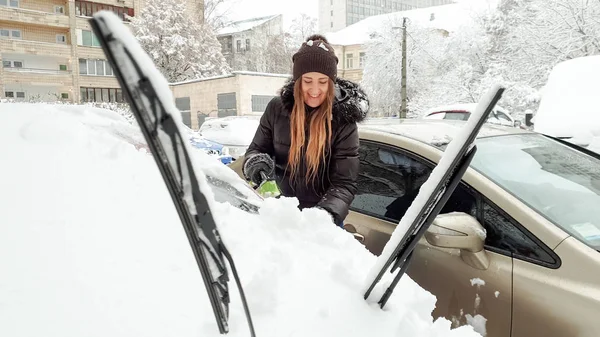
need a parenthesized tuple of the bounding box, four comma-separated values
(358, 119, 532, 148)
(423, 103, 509, 115)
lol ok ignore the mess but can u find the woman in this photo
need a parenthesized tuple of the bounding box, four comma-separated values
(242, 34, 369, 227)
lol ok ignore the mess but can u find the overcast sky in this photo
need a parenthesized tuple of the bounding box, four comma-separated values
(220, 0, 319, 28)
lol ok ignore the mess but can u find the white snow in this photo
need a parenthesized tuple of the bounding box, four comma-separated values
(0, 102, 484, 336)
(325, 2, 491, 46)
(470, 278, 486, 287)
(465, 314, 487, 336)
(217, 14, 280, 35)
(363, 84, 503, 301)
(494, 291, 500, 298)
(534, 55, 600, 149)
(199, 116, 261, 146)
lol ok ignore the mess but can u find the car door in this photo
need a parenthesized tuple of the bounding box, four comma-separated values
(344, 140, 513, 337)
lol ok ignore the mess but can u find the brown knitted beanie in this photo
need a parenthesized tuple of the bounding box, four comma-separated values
(292, 34, 338, 81)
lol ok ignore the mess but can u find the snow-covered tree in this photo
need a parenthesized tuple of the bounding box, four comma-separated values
(361, 17, 447, 117)
(129, 0, 230, 82)
(479, 0, 600, 116)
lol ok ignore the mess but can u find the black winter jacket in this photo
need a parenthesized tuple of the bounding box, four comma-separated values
(243, 77, 369, 223)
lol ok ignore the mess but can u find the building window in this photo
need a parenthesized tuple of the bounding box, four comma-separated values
(0, 0, 19, 8)
(80, 87, 123, 103)
(78, 59, 113, 76)
(59, 64, 68, 71)
(236, 40, 241, 52)
(359, 52, 365, 68)
(251, 95, 275, 112)
(54, 5, 65, 14)
(346, 53, 353, 69)
(5, 91, 26, 100)
(3, 60, 23, 68)
(75, 1, 134, 21)
(331, 10, 333, 16)
(56, 34, 67, 44)
(78, 29, 101, 47)
(245, 39, 250, 51)
(0, 29, 21, 39)
(217, 92, 237, 117)
(61, 93, 69, 100)
(175, 97, 192, 127)
(331, 22, 333, 28)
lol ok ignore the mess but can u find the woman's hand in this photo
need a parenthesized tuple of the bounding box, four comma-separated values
(243, 153, 275, 186)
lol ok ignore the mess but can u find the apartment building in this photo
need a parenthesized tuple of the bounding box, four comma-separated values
(1, 0, 203, 103)
(216, 14, 283, 71)
(319, 0, 455, 33)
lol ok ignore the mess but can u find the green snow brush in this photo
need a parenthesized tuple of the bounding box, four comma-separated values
(256, 171, 281, 198)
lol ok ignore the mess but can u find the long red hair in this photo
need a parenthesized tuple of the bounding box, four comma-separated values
(287, 79, 335, 185)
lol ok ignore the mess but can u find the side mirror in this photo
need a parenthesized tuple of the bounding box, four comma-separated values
(514, 120, 522, 128)
(424, 212, 489, 270)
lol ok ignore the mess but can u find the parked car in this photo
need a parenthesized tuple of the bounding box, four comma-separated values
(182, 125, 233, 164)
(423, 103, 521, 128)
(229, 119, 600, 337)
(199, 116, 261, 160)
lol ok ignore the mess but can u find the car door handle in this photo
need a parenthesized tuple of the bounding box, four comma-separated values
(343, 223, 365, 243)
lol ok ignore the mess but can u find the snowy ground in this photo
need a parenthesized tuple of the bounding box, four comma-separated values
(0, 102, 480, 337)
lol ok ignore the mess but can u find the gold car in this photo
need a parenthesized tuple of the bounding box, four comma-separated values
(347, 119, 600, 337)
(230, 119, 600, 337)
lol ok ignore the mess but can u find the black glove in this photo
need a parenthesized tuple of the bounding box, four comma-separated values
(243, 153, 275, 186)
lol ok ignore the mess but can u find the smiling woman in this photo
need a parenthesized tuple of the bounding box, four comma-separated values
(241, 34, 371, 228)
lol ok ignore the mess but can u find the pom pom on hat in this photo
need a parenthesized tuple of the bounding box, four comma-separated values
(292, 34, 338, 80)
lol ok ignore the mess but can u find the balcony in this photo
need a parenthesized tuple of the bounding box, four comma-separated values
(0, 6, 70, 28)
(3, 67, 73, 86)
(0, 39, 71, 57)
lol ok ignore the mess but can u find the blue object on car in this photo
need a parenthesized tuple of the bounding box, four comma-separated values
(189, 136, 233, 165)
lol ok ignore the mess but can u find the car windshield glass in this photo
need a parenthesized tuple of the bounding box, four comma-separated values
(470, 134, 600, 251)
(205, 175, 261, 214)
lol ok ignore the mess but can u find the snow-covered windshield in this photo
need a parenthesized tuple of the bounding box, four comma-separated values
(470, 134, 600, 251)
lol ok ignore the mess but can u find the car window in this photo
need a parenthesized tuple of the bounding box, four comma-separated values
(481, 198, 558, 266)
(352, 141, 558, 266)
(351, 143, 430, 220)
(444, 111, 470, 121)
(470, 134, 600, 251)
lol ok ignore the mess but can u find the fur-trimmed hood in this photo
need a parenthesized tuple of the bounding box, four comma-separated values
(279, 77, 370, 124)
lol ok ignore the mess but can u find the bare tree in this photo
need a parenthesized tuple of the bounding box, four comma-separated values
(289, 13, 318, 43)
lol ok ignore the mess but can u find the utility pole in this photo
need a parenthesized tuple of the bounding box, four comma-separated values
(400, 16, 407, 119)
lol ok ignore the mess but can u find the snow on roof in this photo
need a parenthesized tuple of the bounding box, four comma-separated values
(360, 119, 527, 148)
(325, 3, 482, 46)
(217, 14, 280, 36)
(169, 71, 290, 86)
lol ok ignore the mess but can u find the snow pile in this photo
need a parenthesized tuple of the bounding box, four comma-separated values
(0, 102, 481, 337)
(200, 116, 260, 146)
(535, 55, 600, 148)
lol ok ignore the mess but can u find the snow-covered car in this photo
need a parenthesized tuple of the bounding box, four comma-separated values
(422, 103, 520, 128)
(533, 55, 600, 153)
(182, 124, 233, 164)
(230, 118, 600, 337)
(0, 103, 482, 337)
(199, 115, 261, 160)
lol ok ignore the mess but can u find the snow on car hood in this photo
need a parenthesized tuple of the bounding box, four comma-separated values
(0, 102, 481, 337)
